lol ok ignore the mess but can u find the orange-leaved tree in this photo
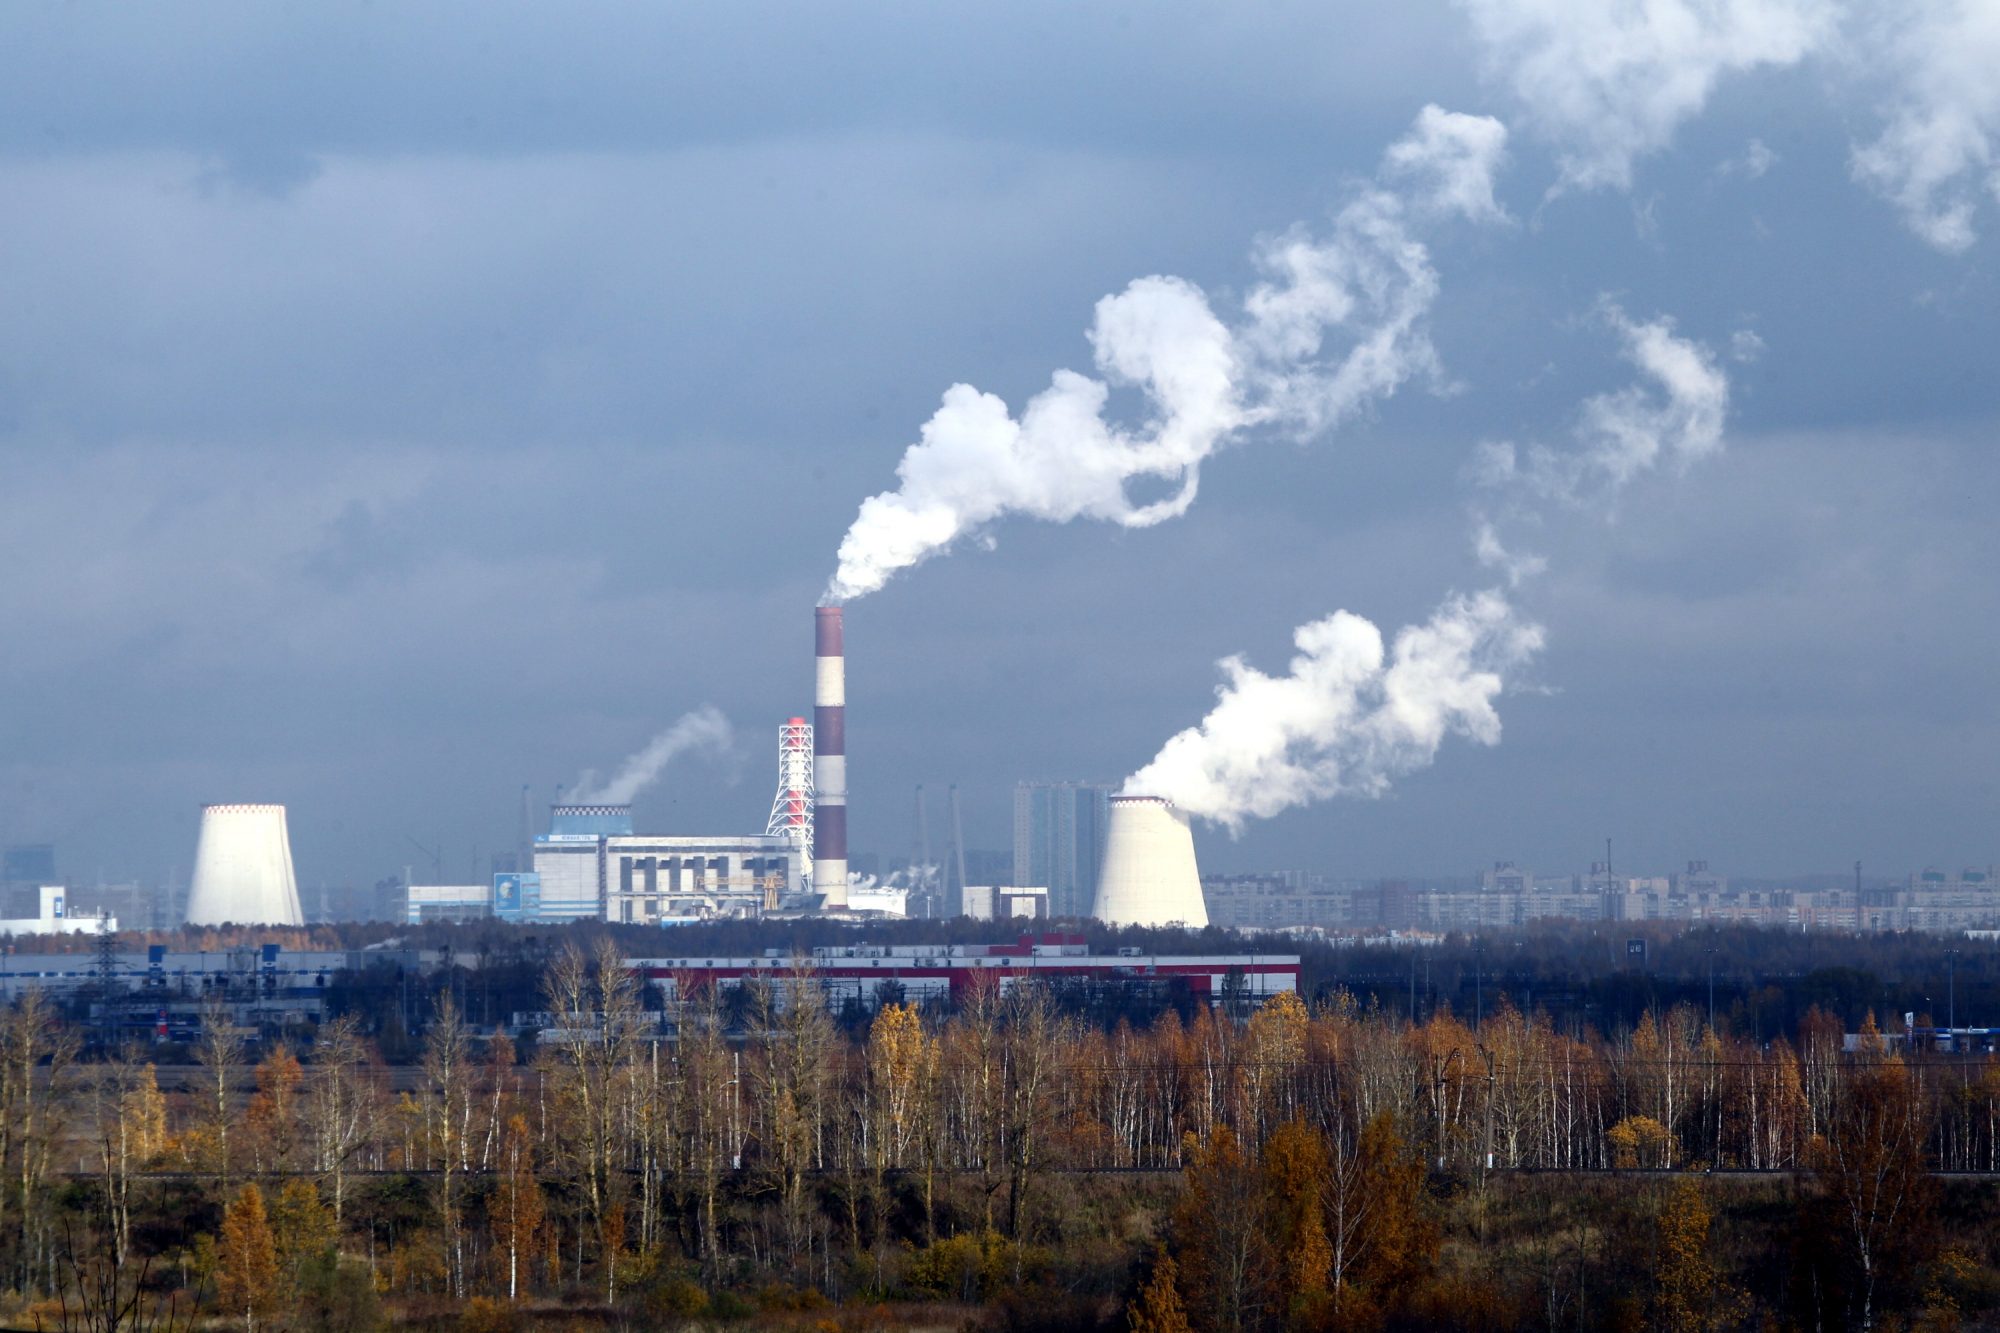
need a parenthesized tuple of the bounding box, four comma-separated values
(216, 1182, 280, 1333)
(1173, 1125, 1263, 1333)
(1260, 1119, 1333, 1323)
(1810, 1022, 1937, 1333)
(1128, 1246, 1193, 1333)
(1350, 1111, 1436, 1305)
(1651, 1176, 1744, 1333)
(492, 1112, 545, 1301)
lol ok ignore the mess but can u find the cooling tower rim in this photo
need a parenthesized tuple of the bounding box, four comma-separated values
(550, 802, 633, 815)
(199, 802, 288, 814)
(1109, 793, 1175, 809)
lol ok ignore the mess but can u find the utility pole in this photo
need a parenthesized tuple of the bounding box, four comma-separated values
(1707, 938, 1716, 1031)
(518, 783, 534, 873)
(1476, 936, 1487, 1030)
(912, 785, 932, 918)
(1950, 948, 1958, 1036)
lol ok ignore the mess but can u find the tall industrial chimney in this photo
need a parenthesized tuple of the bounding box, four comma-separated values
(813, 606, 849, 908)
(1092, 795, 1207, 928)
(185, 803, 304, 926)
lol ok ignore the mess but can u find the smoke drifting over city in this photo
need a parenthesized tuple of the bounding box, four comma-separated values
(567, 706, 733, 806)
(14, 8, 2000, 1322)
(819, 90, 1760, 836)
(8, 0, 2000, 892)
(824, 105, 1509, 605)
(1470, 307, 1730, 512)
(1127, 301, 1735, 828)
(1123, 591, 1543, 831)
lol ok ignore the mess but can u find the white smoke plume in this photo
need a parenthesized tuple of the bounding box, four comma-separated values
(1129, 307, 1733, 830)
(1850, 3, 2000, 252)
(1454, 1, 2000, 252)
(568, 706, 733, 805)
(823, 105, 1509, 604)
(1454, 0, 1834, 193)
(1124, 592, 1544, 833)
(1470, 304, 1730, 504)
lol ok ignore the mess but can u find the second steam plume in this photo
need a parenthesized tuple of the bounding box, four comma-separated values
(823, 105, 1512, 605)
(1123, 593, 1543, 833)
(568, 706, 733, 805)
(820, 94, 1739, 839)
(1126, 309, 1734, 830)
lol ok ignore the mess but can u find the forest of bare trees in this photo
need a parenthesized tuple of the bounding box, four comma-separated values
(1, 936, 1997, 1331)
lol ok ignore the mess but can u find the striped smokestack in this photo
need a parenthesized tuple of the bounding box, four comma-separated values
(813, 606, 849, 907)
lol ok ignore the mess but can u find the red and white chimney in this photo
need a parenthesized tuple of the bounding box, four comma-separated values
(813, 606, 849, 907)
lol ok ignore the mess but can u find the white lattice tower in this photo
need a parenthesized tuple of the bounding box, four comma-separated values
(765, 717, 815, 850)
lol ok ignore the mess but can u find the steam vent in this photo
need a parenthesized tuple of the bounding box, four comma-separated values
(185, 803, 304, 926)
(1092, 795, 1208, 928)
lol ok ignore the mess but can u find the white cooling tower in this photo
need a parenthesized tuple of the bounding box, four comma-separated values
(1091, 795, 1208, 928)
(186, 803, 303, 926)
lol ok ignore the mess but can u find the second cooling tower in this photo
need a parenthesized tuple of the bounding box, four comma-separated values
(1091, 795, 1208, 928)
(185, 803, 304, 926)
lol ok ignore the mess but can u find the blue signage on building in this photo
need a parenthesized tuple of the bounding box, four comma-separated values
(494, 872, 542, 922)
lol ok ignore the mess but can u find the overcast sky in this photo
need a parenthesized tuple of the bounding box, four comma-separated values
(2, 1, 1996, 890)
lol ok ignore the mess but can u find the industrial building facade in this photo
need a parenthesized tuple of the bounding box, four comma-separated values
(536, 803, 802, 922)
(628, 933, 1299, 1011)
(409, 803, 804, 925)
(1201, 863, 2000, 935)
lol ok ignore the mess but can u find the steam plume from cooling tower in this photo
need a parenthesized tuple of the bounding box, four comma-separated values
(823, 105, 1509, 604)
(569, 706, 733, 805)
(1123, 593, 1543, 832)
(1127, 310, 1733, 830)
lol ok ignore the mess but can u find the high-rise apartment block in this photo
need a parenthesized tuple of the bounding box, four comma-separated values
(1012, 781, 1113, 919)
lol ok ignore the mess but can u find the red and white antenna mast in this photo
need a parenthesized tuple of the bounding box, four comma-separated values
(765, 717, 815, 851)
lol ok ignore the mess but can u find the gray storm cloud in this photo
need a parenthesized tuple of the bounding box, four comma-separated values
(567, 706, 734, 805)
(824, 105, 1510, 604)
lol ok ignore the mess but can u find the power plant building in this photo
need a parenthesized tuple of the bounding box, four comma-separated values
(0, 885, 115, 937)
(963, 884, 1049, 921)
(531, 803, 802, 923)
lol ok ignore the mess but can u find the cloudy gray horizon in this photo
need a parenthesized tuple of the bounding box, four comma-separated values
(3, 1, 1997, 893)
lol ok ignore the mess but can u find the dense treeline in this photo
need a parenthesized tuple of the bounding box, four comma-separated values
(326, 918, 2000, 1044)
(59, 918, 2000, 1049)
(6, 936, 2000, 1330)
